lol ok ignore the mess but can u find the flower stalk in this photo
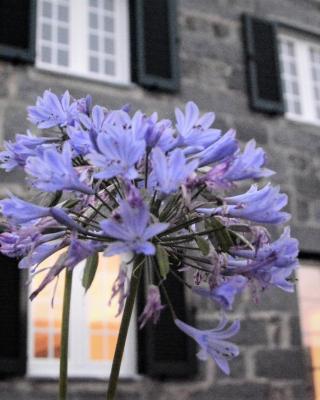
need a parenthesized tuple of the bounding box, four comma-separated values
(59, 268, 73, 400)
(106, 258, 143, 400)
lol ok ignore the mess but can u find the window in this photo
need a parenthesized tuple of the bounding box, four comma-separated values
(298, 261, 320, 400)
(36, 0, 130, 84)
(28, 252, 136, 378)
(279, 34, 320, 125)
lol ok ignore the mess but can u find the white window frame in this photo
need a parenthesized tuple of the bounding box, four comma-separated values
(36, 0, 131, 85)
(27, 257, 137, 379)
(279, 33, 320, 126)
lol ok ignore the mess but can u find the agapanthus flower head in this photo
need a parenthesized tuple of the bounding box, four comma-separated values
(27, 90, 79, 128)
(149, 148, 198, 194)
(25, 142, 94, 194)
(0, 91, 299, 376)
(0, 194, 51, 224)
(175, 316, 240, 375)
(100, 199, 169, 256)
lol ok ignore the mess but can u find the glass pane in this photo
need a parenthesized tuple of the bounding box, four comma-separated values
(41, 46, 52, 63)
(104, 59, 115, 75)
(89, 56, 99, 72)
(104, 37, 114, 54)
(58, 5, 69, 22)
(89, 13, 99, 29)
(104, 16, 114, 32)
(89, 34, 99, 51)
(54, 333, 61, 358)
(42, 1, 52, 18)
(106, 335, 117, 360)
(58, 27, 68, 44)
(34, 333, 49, 357)
(87, 255, 121, 361)
(90, 335, 104, 360)
(42, 24, 52, 41)
(57, 49, 69, 66)
(89, 0, 98, 7)
(104, 0, 113, 11)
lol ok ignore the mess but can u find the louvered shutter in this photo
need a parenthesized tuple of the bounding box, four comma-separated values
(242, 14, 284, 114)
(0, 0, 36, 63)
(0, 255, 27, 376)
(138, 272, 196, 379)
(130, 0, 179, 92)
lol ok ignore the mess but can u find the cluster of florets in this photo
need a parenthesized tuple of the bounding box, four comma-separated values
(0, 90, 299, 375)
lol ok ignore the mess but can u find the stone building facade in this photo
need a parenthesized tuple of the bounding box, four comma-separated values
(0, 0, 320, 399)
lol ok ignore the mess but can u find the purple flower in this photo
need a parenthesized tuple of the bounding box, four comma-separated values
(19, 239, 65, 269)
(87, 124, 145, 180)
(175, 102, 221, 148)
(25, 142, 94, 194)
(0, 195, 51, 224)
(222, 140, 274, 181)
(196, 129, 238, 167)
(79, 105, 109, 134)
(138, 285, 165, 328)
(229, 228, 299, 292)
(29, 236, 102, 299)
(194, 275, 248, 310)
(109, 262, 129, 317)
(149, 148, 198, 194)
(175, 316, 240, 374)
(100, 199, 169, 256)
(0, 131, 57, 171)
(198, 184, 290, 224)
(0, 225, 40, 257)
(27, 90, 79, 128)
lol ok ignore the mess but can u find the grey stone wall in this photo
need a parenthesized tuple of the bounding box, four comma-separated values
(1, 0, 319, 399)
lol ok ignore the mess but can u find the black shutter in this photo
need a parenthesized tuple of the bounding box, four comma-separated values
(0, 255, 27, 376)
(138, 272, 196, 379)
(0, 0, 36, 63)
(130, 0, 179, 92)
(242, 14, 284, 114)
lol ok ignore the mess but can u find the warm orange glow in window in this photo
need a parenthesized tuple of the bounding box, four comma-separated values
(298, 264, 320, 400)
(30, 251, 122, 362)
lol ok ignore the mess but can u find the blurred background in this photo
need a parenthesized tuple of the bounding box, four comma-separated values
(0, 0, 319, 399)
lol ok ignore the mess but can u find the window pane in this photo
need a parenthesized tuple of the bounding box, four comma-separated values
(34, 333, 49, 358)
(104, 59, 115, 75)
(57, 49, 68, 66)
(42, 1, 52, 18)
(89, 13, 98, 29)
(104, 0, 113, 11)
(89, 34, 99, 51)
(89, 0, 98, 8)
(58, 27, 68, 44)
(104, 37, 114, 54)
(104, 16, 114, 32)
(89, 56, 99, 72)
(58, 5, 69, 22)
(42, 24, 52, 41)
(90, 335, 104, 360)
(41, 46, 52, 63)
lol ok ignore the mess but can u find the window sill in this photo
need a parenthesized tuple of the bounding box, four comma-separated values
(34, 65, 135, 91)
(285, 112, 320, 128)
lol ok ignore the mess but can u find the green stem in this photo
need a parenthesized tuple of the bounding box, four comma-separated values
(106, 259, 143, 400)
(59, 268, 73, 400)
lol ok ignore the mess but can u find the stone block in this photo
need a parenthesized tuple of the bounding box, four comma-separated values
(296, 199, 310, 223)
(190, 383, 270, 400)
(3, 104, 29, 140)
(255, 349, 305, 379)
(290, 316, 302, 346)
(248, 287, 299, 312)
(234, 118, 269, 145)
(216, 353, 246, 379)
(291, 225, 320, 254)
(233, 319, 268, 346)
